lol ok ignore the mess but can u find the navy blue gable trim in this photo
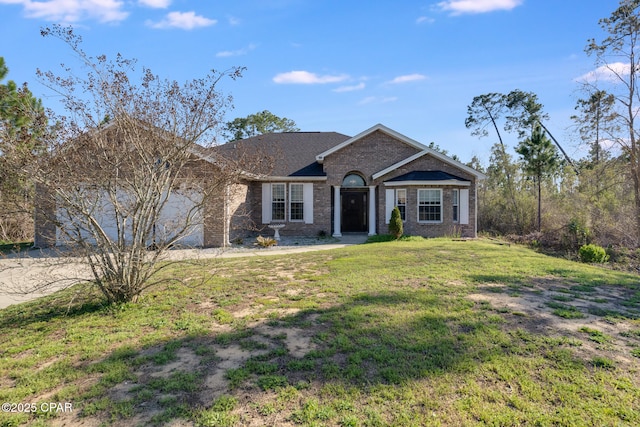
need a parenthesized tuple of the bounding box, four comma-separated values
(289, 162, 326, 177)
(386, 171, 470, 182)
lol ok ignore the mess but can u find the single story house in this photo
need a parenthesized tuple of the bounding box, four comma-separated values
(35, 123, 485, 247)
(209, 123, 485, 244)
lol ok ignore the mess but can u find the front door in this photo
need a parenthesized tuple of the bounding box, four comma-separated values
(341, 191, 367, 232)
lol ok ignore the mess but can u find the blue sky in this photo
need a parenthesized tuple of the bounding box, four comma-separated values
(0, 0, 619, 164)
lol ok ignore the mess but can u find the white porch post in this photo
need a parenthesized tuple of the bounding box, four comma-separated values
(368, 185, 376, 236)
(333, 185, 342, 237)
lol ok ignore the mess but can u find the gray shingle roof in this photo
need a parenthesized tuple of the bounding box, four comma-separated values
(211, 132, 350, 177)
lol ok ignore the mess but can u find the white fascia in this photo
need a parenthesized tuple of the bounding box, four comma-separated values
(383, 180, 470, 187)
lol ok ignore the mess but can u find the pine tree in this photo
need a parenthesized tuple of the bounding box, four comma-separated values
(516, 125, 560, 231)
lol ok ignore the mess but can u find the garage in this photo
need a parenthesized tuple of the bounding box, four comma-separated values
(55, 188, 204, 248)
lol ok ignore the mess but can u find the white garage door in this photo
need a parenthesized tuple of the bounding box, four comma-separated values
(155, 190, 204, 247)
(56, 189, 204, 247)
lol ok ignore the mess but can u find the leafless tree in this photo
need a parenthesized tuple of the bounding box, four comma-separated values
(585, 0, 640, 245)
(2, 25, 250, 304)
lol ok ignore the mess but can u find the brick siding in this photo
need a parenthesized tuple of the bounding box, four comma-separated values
(223, 129, 480, 242)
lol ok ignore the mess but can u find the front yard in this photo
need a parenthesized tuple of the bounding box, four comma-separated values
(1, 238, 639, 426)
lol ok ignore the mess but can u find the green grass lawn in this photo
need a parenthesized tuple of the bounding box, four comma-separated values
(1, 238, 639, 426)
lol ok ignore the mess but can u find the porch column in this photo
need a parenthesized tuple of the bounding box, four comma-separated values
(333, 185, 342, 237)
(368, 185, 376, 236)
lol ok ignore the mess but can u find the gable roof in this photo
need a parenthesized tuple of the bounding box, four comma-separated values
(209, 124, 485, 181)
(316, 123, 485, 180)
(384, 170, 471, 186)
(315, 123, 426, 163)
(211, 131, 350, 178)
(48, 118, 219, 169)
(387, 171, 470, 182)
(372, 149, 485, 180)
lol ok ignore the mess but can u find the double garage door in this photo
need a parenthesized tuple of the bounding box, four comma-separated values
(56, 190, 204, 247)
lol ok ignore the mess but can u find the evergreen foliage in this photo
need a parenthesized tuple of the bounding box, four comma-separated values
(388, 206, 403, 239)
(224, 110, 299, 142)
(0, 56, 47, 242)
(516, 125, 561, 231)
(579, 244, 610, 263)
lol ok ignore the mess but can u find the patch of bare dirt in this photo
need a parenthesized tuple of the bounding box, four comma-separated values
(200, 344, 260, 404)
(65, 308, 325, 426)
(468, 278, 640, 369)
(149, 347, 201, 378)
(255, 323, 317, 359)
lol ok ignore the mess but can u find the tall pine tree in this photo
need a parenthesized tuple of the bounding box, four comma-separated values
(516, 125, 560, 232)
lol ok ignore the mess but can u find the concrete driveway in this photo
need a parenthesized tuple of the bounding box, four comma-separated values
(0, 235, 368, 309)
(0, 248, 93, 309)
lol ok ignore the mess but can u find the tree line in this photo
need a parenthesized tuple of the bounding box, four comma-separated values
(465, 0, 640, 252)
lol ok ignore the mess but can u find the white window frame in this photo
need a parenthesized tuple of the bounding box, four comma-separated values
(271, 183, 286, 222)
(289, 183, 304, 222)
(417, 188, 442, 223)
(396, 188, 407, 221)
(452, 189, 459, 223)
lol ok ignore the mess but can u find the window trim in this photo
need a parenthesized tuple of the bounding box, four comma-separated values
(417, 188, 443, 224)
(289, 183, 304, 222)
(395, 188, 407, 222)
(342, 173, 366, 187)
(271, 183, 286, 222)
(452, 188, 459, 223)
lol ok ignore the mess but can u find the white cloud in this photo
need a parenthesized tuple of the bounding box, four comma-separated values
(216, 43, 257, 58)
(147, 11, 217, 30)
(436, 0, 523, 15)
(416, 16, 435, 24)
(358, 96, 398, 105)
(227, 15, 240, 25)
(333, 82, 365, 93)
(273, 70, 349, 84)
(599, 138, 619, 151)
(4, 0, 129, 23)
(139, 0, 170, 8)
(387, 73, 427, 84)
(576, 62, 633, 83)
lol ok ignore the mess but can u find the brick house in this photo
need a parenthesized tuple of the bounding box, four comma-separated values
(212, 123, 485, 245)
(35, 123, 485, 248)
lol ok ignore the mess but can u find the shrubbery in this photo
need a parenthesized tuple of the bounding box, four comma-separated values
(388, 206, 403, 240)
(579, 244, 609, 263)
(256, 235, 278, 247)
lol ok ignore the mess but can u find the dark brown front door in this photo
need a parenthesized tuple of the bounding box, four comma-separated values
(341, 191, 367, 232)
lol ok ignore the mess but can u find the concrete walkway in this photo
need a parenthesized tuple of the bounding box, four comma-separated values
(0, 234, 369, 309)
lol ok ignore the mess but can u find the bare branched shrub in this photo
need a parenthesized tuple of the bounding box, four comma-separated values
(18, 25, 249, 304)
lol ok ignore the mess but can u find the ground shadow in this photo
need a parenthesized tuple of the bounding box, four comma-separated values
(0, 286, 107, 329)
(6, 275, 640, 426)
(37, 289, 575, 426)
